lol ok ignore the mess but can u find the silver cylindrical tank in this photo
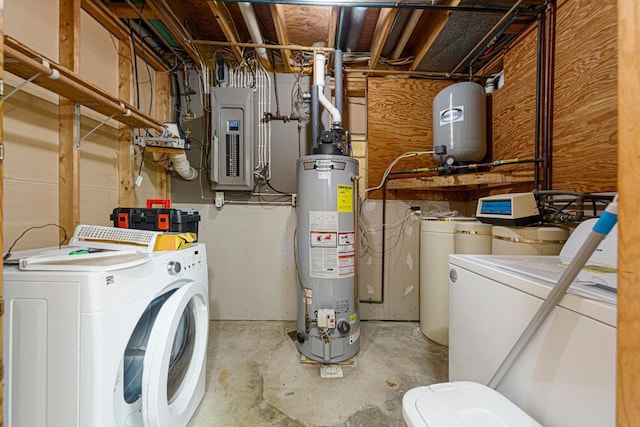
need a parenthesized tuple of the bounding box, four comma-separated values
(432, 82, 487, 164)
(296, 154, 360, 363)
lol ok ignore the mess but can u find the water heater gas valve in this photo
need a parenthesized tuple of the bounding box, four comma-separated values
(317, 309, 336, 329)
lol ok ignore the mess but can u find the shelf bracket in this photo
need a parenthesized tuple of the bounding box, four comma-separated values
(2, 71, 42, 101)
(74, 103, 120, 149)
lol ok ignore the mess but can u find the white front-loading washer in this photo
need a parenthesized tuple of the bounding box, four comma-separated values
(3, 243, 209, 427)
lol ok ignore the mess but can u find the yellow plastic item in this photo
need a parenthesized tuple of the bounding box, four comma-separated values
(154, 232, 197, 251)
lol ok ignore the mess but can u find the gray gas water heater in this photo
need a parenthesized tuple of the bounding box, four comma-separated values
(295, 50, 360, 363)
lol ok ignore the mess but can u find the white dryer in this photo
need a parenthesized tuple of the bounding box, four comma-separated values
(3, 242, 209, 427)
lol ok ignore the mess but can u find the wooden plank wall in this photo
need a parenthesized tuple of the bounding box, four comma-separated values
(367, 78, 450, 199)
(617, 0, 640, 424)
(493, 0, 617, 192)
(368, 0, 617, 199)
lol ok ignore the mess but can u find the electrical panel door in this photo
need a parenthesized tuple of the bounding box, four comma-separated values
(210, 87, 254, 190)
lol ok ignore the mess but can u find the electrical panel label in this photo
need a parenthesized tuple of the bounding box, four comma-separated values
(439, 105, 464, 126)
(337, 184, 353, 213)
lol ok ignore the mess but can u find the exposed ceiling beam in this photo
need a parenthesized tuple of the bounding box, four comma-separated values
(146, 0, 202, 65)
(207, 1, 244, 63)
(410, 0, 461, 71)
(81, 0, 169, 71)
(391, 10, 422, 59)
(101, 2, 160, 19)
(270, 3, 292, 72)
(368, 8, 398, 69)
(328, 6, 339, 49)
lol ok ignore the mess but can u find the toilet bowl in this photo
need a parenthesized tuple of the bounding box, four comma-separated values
(402, 381, 541, 427)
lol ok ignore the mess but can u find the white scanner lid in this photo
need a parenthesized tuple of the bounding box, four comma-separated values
(403, 381, 541, 427)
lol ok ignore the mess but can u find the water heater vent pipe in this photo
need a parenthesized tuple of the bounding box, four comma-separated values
(314, 52, 342, 125)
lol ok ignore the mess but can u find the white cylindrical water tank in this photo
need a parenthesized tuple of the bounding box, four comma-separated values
(492, 226, 570, 255)
(433, 82, 487, 165)
(454, 221, 493, 254)
(420, 217, 488, 346)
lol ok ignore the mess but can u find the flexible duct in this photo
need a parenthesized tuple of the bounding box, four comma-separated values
(314, 52, 342, 124)
(169, 152, 198, 181)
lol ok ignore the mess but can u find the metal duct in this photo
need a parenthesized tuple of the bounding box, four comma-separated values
(344, 7, 367, 52)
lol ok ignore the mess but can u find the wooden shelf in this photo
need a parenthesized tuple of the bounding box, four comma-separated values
(3, 36, 164, 131)
(386, 170, 535, 192)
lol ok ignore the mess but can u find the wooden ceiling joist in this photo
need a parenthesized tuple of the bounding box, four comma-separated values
(207, 1, 244, 64)
(101, 2, 160, 20)
(270, 3, 293, 73)
(368, 8, 398, 69)
(81, 0, 169, 71)
(145, 0, 202, 65)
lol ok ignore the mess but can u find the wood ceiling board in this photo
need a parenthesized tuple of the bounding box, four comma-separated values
(207, 1, 244, 63)
(254, 3, 278, 45)
(357, 8, 379, 53)
(369, 8, 397, 69)
(182, 0, 227, 41)
(146, 0, 201, 63)
(283, 5, 332, 47)
(328, 7, 339, 48)
(102, 2, 160, 19)
(270, 3, 293, 73)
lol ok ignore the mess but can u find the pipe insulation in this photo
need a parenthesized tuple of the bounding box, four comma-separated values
(238, 2, 269, 63)
(314, 52, 342, 124)
(335, 49, 344, 122)
(345, 7, 367, 52)
(169, 152, 198, 181)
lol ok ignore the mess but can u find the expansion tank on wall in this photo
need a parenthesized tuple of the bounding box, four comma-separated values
(432, 82, 487, 165)
(295, 154, 360, 363)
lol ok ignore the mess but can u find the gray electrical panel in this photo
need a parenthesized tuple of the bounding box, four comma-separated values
(210, 87, 254, 190)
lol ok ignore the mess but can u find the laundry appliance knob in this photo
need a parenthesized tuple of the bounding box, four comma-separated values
(167, 261, 182, 275)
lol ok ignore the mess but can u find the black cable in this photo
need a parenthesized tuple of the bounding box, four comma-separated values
(4, 224, 69, 261)
(265, 179, 292, 195)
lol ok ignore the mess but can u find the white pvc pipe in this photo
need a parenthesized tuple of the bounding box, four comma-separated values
(238, 3, 269, 63)
(169, 152, 198, 181)
(314, 52, 342, 124)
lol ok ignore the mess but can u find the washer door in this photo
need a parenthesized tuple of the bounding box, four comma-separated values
(141, 281, 208, 426)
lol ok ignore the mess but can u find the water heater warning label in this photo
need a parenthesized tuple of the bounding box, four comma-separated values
(308, 211, 354, 279)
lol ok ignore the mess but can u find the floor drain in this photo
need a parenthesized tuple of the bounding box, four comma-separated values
(320, 365, 344, 378)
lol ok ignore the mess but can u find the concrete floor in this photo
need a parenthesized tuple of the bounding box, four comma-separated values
(189, 320, 448, 427)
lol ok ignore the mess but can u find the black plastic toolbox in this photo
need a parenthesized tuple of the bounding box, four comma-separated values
(110, 207, 200, 235)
